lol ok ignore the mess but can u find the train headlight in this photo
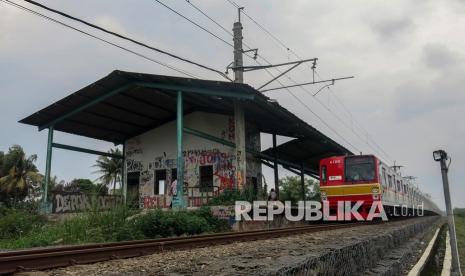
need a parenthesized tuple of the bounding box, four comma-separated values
(372, 187, 379, 194)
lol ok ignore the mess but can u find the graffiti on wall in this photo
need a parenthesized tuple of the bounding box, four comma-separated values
(143, 191, 223, 209)
(127, 159, 144, 172)
(184, 149, 235, 192)
(126, 138, 143, 158)
(52, 192, 123, 213)
(143, 195, 169, 209)
(184, 149, 233, 168)
(136, 148, 237, 204)
(150, 152, 176, 170)
(211, 205, 235, 219)
(125, 115, 263, 208)
(140, 170, 154, 183)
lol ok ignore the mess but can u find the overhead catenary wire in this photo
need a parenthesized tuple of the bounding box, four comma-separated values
(184, 0, 262, 54)
(0, 0, 199, 79)
(314, 71, 394, 162)
(8, 0, 356, 153)
(182, 0, 360, 153)
(18, 0, 231, 81)
(154, 0, 234, 48)
(224, 0, 393, 162)
(225, 0, 292, 55)
(267, 57, 390, 161)
(185, 0, 234, 37)
(259, 60, 362, 153)
(156, 0, 258, 63)
(247, 6, 390, 162)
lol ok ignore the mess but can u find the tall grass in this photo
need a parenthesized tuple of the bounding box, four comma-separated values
(0, 206, 229, 249)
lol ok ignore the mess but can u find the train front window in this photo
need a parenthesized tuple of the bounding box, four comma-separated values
(345, 156, 376, 182)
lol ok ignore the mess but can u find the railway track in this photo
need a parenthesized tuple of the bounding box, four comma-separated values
(0, 221, 388, 274)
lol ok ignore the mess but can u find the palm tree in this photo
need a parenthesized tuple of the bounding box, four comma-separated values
(0, 145, 41, 205)
(93, 148, 123, 194)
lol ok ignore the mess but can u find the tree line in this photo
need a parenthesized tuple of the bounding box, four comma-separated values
(0, 145, 123, 207)
(0, 144, 319, 208)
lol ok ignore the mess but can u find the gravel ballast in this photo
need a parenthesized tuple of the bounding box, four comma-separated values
(46, 217, 441, 276)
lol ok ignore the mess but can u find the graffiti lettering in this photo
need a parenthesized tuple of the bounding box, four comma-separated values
(211, 206, 235, 220)
(52, 192, 123, 213)
(127, 159, 143, 172)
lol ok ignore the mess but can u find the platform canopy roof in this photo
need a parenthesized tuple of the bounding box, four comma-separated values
(262, 138, 350, 174)
(20, 70, 352, 172)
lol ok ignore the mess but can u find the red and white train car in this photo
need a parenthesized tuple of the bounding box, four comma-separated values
(319, 154, 440, 218)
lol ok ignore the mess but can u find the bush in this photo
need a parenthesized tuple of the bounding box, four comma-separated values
(135, 208, 227, 238)
(193, 206, 230, 232)
(135, 209, 169, 238)
(0, 205, 230, 250)
(0, 205, 140, 248)
(168, 211, 210, 236)
(114, 222, 144, 241)
(0, 207, 46, 239)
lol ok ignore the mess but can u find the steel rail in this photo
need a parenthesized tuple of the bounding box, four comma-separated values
(0, 221, 387, 274)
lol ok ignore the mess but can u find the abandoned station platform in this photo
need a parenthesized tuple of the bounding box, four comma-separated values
(20, 70, 351, 210)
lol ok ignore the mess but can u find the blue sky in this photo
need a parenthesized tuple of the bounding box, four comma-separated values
(1, 0, 464, 208)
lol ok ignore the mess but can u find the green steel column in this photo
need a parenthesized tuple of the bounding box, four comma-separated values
(176, 91, 185, 208)
(43, 126, 54, 212)
(272, 133, 279, 197)
(300, 163, 306, 201)
(122, 142, 127, 202)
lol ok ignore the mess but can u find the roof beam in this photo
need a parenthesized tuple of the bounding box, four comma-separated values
(52, 142, 123, 159)
(37, 111, 132, 138)
(56, 102, 147, 128)
(119, 91, 174, 114)
(135, 82, 254, 100)
(71, 92, 168, 124)
(99, 101, 163, 122)
(39, 83, 134, 131)
(183, 92, 232, 111)
(69, 93, 155, 127)
(184, 126, 235, 148)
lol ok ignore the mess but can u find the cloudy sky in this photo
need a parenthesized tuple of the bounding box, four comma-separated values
(1, 0, 464, 208)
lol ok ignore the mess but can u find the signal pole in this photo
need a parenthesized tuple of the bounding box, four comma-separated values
(233, 7, 246, 190)
(433, 150, 462, 276)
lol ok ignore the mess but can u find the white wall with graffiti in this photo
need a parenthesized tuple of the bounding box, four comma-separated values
(124, 111, 262, 209)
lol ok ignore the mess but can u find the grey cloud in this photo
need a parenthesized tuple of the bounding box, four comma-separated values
(393, 70, 465, 122)
(422, 43, 462, 70)
(1, 0, 465, 208)
(371, 17, 414, 40)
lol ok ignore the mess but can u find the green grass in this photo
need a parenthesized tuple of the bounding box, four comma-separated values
(0, 206, 140, 249)
(455, 214, 465, 273)
(0, 206, 229, 250)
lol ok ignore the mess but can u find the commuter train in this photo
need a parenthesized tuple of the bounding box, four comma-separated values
(319, 154, 440, 218)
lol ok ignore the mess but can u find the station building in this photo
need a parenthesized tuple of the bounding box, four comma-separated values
(20, 70, 351, 210)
